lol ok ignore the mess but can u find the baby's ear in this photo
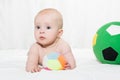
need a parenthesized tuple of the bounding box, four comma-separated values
(58, 29, 63, 37)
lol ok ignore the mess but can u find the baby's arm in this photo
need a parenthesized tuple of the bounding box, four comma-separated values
(60, 40, 76, 70)
(64, 50, 76, 70)
(26, 43, 41, 73)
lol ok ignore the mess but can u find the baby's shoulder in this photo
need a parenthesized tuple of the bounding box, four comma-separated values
(57, 39, 72, 54)
(58, 39, 71, 49)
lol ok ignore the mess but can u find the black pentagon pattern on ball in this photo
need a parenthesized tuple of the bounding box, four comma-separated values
(102, 47, 118, 61)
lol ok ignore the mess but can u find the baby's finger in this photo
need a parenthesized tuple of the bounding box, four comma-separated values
(31, 69, 35, 73)
(36, 67, 41, 72)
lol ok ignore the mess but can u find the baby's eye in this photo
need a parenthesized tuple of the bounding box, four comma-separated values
(36, 26, 40, 29)
(46, 26, 51, 29)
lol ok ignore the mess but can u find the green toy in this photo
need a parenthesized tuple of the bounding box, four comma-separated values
(93, 21, 120, 64)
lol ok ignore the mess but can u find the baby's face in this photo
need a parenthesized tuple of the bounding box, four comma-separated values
(34, 12, 62, 47)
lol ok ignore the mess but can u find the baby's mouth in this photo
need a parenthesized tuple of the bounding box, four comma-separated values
(39, 36, 45, 40)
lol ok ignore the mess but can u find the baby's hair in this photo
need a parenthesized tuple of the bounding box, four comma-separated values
(35, 8, 63, 29)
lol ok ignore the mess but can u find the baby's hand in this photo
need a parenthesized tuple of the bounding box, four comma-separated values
(26, 64, 41, 73)
(64, 63, 71, 70)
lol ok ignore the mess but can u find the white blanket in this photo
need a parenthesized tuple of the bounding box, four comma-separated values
(0, 49, 120, 80)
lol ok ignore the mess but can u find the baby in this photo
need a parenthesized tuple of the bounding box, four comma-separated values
(26, 8, 76, 73)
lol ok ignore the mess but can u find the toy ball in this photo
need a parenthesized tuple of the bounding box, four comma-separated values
(92, 21, 120, 64)
(43, 52, 66, 70)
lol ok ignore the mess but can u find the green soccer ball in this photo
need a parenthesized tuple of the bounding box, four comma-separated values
(92, 21, 120, 64)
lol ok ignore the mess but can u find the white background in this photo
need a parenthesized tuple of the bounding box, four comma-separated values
(0, 0, 120, 49)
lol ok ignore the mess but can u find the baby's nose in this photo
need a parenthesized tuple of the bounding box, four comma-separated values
(39, 30, 45, 34)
